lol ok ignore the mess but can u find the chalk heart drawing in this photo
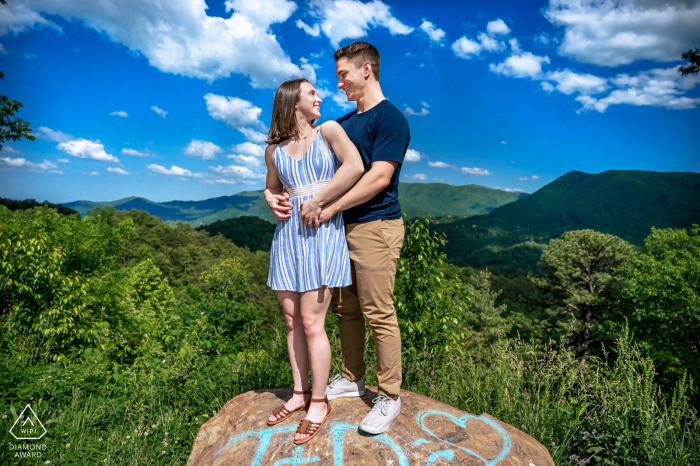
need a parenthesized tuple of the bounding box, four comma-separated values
(416, 410, 512, 466)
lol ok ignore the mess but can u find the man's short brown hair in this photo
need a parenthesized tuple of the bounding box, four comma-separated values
(334, 41, 380, 81)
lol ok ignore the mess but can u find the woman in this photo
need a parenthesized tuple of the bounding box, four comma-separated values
(263, 78, 363, 444)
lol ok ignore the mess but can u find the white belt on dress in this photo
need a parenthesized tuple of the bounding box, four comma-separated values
(284, 180, 330, 199)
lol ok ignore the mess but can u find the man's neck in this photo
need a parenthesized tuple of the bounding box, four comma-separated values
(356, 82, 385, 114)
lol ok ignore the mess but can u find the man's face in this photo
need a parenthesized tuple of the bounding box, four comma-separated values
(336, 57, 366, 102)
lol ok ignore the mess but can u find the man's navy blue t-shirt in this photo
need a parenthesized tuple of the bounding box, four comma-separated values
(336, 99, 411, 224)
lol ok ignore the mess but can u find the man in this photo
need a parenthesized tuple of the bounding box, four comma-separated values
(267, 40, 409, 434)
(321, 41, 410, 435)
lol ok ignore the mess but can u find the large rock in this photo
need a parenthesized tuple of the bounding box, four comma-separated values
(188, 387, 554, 466)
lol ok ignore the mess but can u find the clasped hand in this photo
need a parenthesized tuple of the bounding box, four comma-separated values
(300, 196, 336, 227)
(266, 191, 292, 221)
(300, 197, 322, 227)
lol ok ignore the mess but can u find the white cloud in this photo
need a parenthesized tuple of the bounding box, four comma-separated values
(147, 164, 202, 177)
(478, 32, 505, 52)
(183, 139, 223, 161)
(203, 178, 237, 185)
(404, 101, 430, 116)
(151, 106, 167, 119)
(404, 173, 428, 181)
(83, 171, 101, 176)
(490, 51, 550, 79)
(0, 0, 314, 87)
(108, 167, 130, 175)
(3, 146, 19, 154)
(332, 90, 356, 111)
(419, 20, 446, 46)
(461, 167, 492, 176)
(57, 139, 119, 163)
(306, 0, 414, 48)
(57, 158, 69, 163)
(227, 154, 263, 167)
(576, 66, 700, 112)
(109, 110, 128, 117)
(428, 161, 453, 169)
(238, 127, 268, 144)
(0, 156, 63, 173)
(205, 94, 264, 130)
(296, 19, 321, 36)
(35, 126, 72, 143)
(452, 19, 511, 58)
(209, 164, 265, 180)
(122, 148, 151, 157)
(519, 175, 540, 181)
(498, 187, 525, 192)
(543, 69, 609, 95)
(541, 81, 556, 92)
(452, 36, 482, 59)
(404, 149, 422, 163)
(544, 0, 700, 67)
(486, 19, 511, 36)
(501, 141, 507, 144)
(231, 142, 265, 157)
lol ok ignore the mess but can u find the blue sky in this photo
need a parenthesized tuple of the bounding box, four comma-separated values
(1, 0, 698, 203)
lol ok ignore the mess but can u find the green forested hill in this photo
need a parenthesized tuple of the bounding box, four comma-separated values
(61, 183, 523, 225)
(438, 170, 700, 269)
(397, 182, 525, 218)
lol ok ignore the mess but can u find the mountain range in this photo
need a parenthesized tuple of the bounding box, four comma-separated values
(63, 183, 525, 225)
(437, 170, 700, 269)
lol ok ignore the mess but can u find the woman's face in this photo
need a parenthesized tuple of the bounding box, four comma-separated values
(296, 81, 322, 121)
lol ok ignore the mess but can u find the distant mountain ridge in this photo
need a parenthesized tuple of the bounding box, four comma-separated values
(62, 183, 525, 225)
(438, 170, 700, 270)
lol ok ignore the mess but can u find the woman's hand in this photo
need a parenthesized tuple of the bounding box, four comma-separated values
(266, 191, 292, 221)
(300, 196, 321, 227)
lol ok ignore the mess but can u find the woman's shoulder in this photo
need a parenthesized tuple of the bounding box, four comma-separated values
(318, 120, 343, 136)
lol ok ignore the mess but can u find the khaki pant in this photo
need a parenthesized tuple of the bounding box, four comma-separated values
(331, 218, 404, 400)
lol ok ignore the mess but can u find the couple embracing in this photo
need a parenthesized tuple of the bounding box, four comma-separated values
(262, 41, 410, 444)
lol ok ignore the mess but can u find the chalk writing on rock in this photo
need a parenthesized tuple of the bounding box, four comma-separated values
(416, 410, 512, 466)
(216, 422, 410, 466)
(330, 423, 409, 466)
(426, 450, 455, 465)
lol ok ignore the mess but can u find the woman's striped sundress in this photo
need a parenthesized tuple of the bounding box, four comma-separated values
(267, 128, 351, 293)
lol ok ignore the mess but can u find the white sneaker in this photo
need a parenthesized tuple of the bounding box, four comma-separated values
(325, 374, 366, 400)
(359, 396, 401, 434)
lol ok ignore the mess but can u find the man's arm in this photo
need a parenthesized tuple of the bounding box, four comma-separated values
(317, 160, 398, 222)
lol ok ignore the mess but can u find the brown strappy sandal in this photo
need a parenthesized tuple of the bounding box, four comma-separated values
(267, 390, 311, 426)
(293, 396, 332, 445)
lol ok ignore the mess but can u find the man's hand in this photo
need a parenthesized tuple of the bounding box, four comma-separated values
(300, 197, 322, 227)
(318, 203, 339, 224)
(266, 191, 292, 221)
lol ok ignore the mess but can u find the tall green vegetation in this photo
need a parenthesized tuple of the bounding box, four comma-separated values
(620, 225, 700, 387)
(532, 230, 633, 359)
(1, 205, 698, 465)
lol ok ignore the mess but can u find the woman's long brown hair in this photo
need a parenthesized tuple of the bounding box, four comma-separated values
(266, 78, 310, 145)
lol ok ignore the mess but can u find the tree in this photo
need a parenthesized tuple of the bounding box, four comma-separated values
(463, 270, 511, 348)
(0, 72, 36, 151)
(531, 230, 632, 359)
(619, 226, 700, 387)
(395, 216, 468, 356)
(679, 47, 700, 76)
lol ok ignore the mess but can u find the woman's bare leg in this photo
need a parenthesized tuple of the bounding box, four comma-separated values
(295, 286, 333, 441)
(269, 290, 310, 423)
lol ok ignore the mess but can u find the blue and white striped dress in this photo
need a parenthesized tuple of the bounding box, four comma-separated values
(267, 128, 351, 292)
